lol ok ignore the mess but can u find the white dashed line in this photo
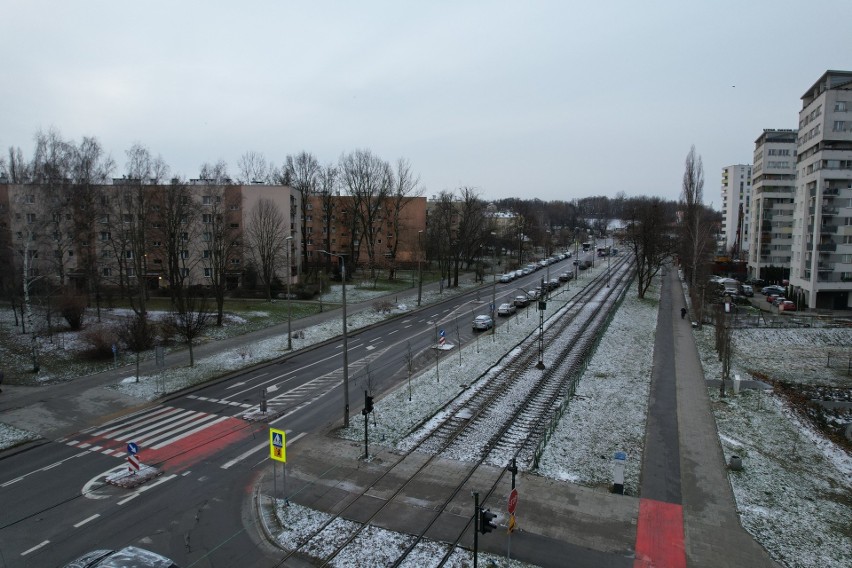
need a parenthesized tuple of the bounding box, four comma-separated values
(74, 514, 100, 528)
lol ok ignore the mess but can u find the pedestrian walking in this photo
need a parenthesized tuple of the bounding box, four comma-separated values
(680, 307, 687, 319)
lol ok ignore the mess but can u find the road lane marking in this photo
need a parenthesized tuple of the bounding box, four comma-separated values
(21, 540, 49, 555)
(74, 514, 100, 528)
(1, 476, 24, 487)
(388, 329, 399, 334)
(220, 430, 298, 469)
(117, 493, 140, 505)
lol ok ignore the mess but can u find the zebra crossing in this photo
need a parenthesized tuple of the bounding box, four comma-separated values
(58, 405, 231, 458)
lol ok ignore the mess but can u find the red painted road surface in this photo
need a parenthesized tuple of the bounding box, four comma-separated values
(634, 498, 686, 568)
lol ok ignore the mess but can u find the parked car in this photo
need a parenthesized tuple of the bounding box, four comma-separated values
(767, 294, 783, 304)
(514, 295, 530, 307)
(499, 273, 513, 283)
(497, 302, 517, 316)
(63, 546, 179, 568)
(558, 272, 572, 282)
(779, 300, 797, 311)
(472, 315, 494, 331)
(741, 284, 754, 297)
(527, 289, 540, 300)
(771, 296, 787, 306)
(762, 285, 785, 296)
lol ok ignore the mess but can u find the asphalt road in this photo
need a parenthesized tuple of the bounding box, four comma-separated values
(0, 253, 595, 567)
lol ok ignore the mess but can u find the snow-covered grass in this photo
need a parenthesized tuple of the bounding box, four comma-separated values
(694, 325, 852, 568)
(0, 422, 42, 450)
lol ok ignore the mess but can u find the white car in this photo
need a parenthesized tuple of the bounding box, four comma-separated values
(499, 273, 513, 283)
(497, 302, 517, 316)
(472, 315, 494, 331)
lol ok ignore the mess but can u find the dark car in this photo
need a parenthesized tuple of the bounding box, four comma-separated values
(762, 285, 785, 296)
(514, 295, 530, 307)
(63, 546, 179, 568)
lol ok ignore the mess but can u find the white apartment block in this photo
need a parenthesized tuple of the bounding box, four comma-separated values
(748, 129, 797, 281)
(720, 164, 752, 257)
(790, 70, 852, 309)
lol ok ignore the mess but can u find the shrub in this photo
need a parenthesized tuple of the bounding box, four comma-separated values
(60, 294, 88, 330)
(80, 325, 118, 361)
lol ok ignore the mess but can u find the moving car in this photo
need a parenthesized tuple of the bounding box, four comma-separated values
(472, 315, 494, 331)
(63, 546, 179, 568)
(514, 295, 530, 307)
(497, 302, 517, 316)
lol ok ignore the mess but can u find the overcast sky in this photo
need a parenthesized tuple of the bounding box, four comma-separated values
(2, 1, 850, 207)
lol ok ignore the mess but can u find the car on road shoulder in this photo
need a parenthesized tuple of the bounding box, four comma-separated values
(472, 315, 494, 331)
(779, 300, 797, 311)
(514, 295, 530, 307)
(497, 302, 517, 316)
(762, 285, 785, 296)
(499, 273, 513, 283)
(63, 546, 179, 568)
(741, 284, 754, 297)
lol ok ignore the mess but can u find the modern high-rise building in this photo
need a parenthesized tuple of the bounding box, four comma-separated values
(790, 70, 852, 309)
(748, 129, 797, 281)
(720, 164, 752, 258)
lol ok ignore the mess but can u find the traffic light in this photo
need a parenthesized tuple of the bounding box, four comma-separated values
(479, 507, 497, 534)
(364, 391, 374, 414)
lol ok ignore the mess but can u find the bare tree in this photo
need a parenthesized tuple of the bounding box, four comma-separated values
(200, 182, 241, 325)
(340, 149, 392, 278)
(427, 190, 456, 289)
(384, 158, 421, 280)
(680, 145, 712, 289)
(245, 197, 286, 301)
(199, 160, 231, 184)
(623, 197, 674, 298)
(109, 143, 169, 318)
(5, 146, 30, 183)
(158, 178, 199, 308)
(452, 187, 488, 287)
(236, 151, 270, 184)
(284, 151, 319, 273)
(168, 289, 212, 367)
(316, 163, 339, 279)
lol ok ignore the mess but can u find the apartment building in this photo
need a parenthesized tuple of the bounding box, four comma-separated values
(0, 182, 300, 293)
(790, 70, 852, 309)
(748, 129, 797, 281)
(303, 193, 426, 270)
(720, 164, 752, 257)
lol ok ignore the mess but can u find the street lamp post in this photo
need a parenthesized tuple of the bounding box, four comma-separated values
(491, 232, 497, 335)
(320, 250, 350, 428)
(574, 227, 579, 281)
(286, 236, 293, 350)
(417, 230, 424, 307)
(606, 233, 611, 287)
(545, 229, 551, 299)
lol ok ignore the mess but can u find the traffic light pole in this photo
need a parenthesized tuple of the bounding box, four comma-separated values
(362, 390, 374, 459)
(473, 491, 480, 568)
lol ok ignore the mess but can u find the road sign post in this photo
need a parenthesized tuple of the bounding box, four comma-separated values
(507, 487, 518, 558)
(270, 428, 286, 503)
(127, 442, 140, 475)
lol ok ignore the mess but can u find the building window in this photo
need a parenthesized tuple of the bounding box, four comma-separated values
(102, 267, 111, 277)
(229, 223, 239, 229)
(204, 267, 212, 277)
(834, 121, 847, 132)
(100, 231, 111, 241)
(180, 232, 188, 241)
(203, 249, 211, 258)
(26, 213, 36, 224)
(152, 240, 162, 247)
(203, 214, 213, 224)
(836, 101, 848, 112)
(203, 196, 212, 205)
(180, 250, 189, 259)
(202, 232, 212, 241)
(229, 258, 241, 266)
(25, 194, 34, 204)
(126, 250, 134, 259)
(127, 268, 136, 277)
(180, 268, 189, 277)
(101, 249, 112, 258)
(15, 231, 22, 240)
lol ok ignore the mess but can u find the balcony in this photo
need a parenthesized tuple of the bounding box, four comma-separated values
(824, 187, 840, 196)
(823, 207, 839, 216)
(818, 263, 835, 272)
(818, 242, 837, 252)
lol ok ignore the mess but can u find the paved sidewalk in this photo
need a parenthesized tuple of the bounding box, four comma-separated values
(665, 266, 780, 567)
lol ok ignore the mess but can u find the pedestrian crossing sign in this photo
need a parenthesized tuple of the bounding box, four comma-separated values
(269, 428, 286, 462)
